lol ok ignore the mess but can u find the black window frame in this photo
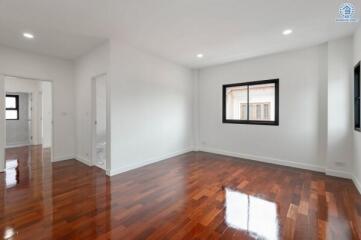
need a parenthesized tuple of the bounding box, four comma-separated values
(6, 94, 19, 120)
(222, 79, 279, 126)
(355, 61, 360, 131)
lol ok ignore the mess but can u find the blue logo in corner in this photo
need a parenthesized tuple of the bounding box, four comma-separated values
(337, 3, 359, 22)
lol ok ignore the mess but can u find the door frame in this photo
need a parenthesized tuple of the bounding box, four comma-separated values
(28, 92, 33, 145)
(0, 74, 55, 170)
(91, 73, 110, 171)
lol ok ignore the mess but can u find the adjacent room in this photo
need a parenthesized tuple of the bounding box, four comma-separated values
(0, 0, 360, 239)
(4, 77, 52, 150)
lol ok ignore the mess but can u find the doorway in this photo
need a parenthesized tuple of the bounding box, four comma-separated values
(4, 77, 53, 160)
(92, 74, 108, 170)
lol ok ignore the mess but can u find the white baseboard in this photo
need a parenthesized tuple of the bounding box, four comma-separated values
(325, 169, 352, 179)
(75, 156, 92, 166)
(198, 147, 325, 173)
(53, 155, 75, 162)
(107, 147, 193, 176)
(353, 175, 361, 195)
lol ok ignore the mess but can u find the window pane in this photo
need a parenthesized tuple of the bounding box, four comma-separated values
(249, 83, 275, 121)
(256, 104, 261, 119)
(6, 97, 16, 108)
(264, 104, 270, 120)
(6, 110, 18, 120)
(226, 85, 248, 120)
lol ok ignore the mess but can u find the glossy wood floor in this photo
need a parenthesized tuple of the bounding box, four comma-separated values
(0, 146, 360, 239)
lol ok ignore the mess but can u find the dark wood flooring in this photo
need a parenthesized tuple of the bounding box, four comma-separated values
(0, 145, 360, 239)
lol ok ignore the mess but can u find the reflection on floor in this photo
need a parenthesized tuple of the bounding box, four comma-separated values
(225, 188, 278, 240)
(5, 159, 19, 188)
(0, 146, 360, 239)
(3, 145, 51, 189)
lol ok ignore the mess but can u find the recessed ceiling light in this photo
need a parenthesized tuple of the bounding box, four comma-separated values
(197, 53, 204, 58)
(23, 32, 34, 39)
(282, 29, 293, 35)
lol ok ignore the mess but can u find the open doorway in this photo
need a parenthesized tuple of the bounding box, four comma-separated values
(92, 74, 108, 170)
(4, 77, 53, 160)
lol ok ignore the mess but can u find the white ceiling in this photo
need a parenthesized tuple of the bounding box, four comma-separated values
(0, 0, 109, 59)
(0, 0, 360, 68)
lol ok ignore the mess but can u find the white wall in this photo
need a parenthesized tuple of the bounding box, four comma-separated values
(197, 45, 328, 171)
(5, 77, 42, 146)
(353, 25, 361, 192)
(0, 45, 75, 161)
(74, 42, 109, 166)
(109, 39, 194, 175)
(193, 70, 200, 151)
(327, 37, 353, 177)
(0, 76, 4, 171)
(42, 82, 52, 148)
(95, 75, 107, 144)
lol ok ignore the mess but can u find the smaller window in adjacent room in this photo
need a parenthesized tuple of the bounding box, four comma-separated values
(355, 61, 360, 131)
(223, 79, 279, 125)
(6, 95, 19, 120)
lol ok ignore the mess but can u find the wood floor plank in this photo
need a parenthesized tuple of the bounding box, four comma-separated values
(0, 146, 360, 239)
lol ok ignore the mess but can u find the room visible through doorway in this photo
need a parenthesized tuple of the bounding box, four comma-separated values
(4, 76, 53, 164)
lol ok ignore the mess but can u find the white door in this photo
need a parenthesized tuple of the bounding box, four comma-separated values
(93, 75, 107, 170)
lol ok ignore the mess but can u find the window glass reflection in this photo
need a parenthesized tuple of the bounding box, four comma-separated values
(225, 188, 279, 240)
(5, 159, 19, 188)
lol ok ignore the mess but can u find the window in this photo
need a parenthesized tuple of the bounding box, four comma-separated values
(6, 95, 19, 120)
(355, 61, 360, 131)
(223, 79, 279, 125)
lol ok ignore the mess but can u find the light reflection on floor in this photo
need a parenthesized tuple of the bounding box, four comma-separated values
(3, 227, 15, 239)
(225, 188, 279, 240)
(3, 226, 16, 239)
(5, 159, 19, 188)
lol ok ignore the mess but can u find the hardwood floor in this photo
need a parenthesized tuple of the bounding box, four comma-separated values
(0, 145, 360, 239)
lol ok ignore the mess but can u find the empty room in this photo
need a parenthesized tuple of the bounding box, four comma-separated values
(0, 0, 361, 239)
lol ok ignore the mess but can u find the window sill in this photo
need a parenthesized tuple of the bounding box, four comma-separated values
(355, 128, 361, 132)
(223, 120, 279, 126)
